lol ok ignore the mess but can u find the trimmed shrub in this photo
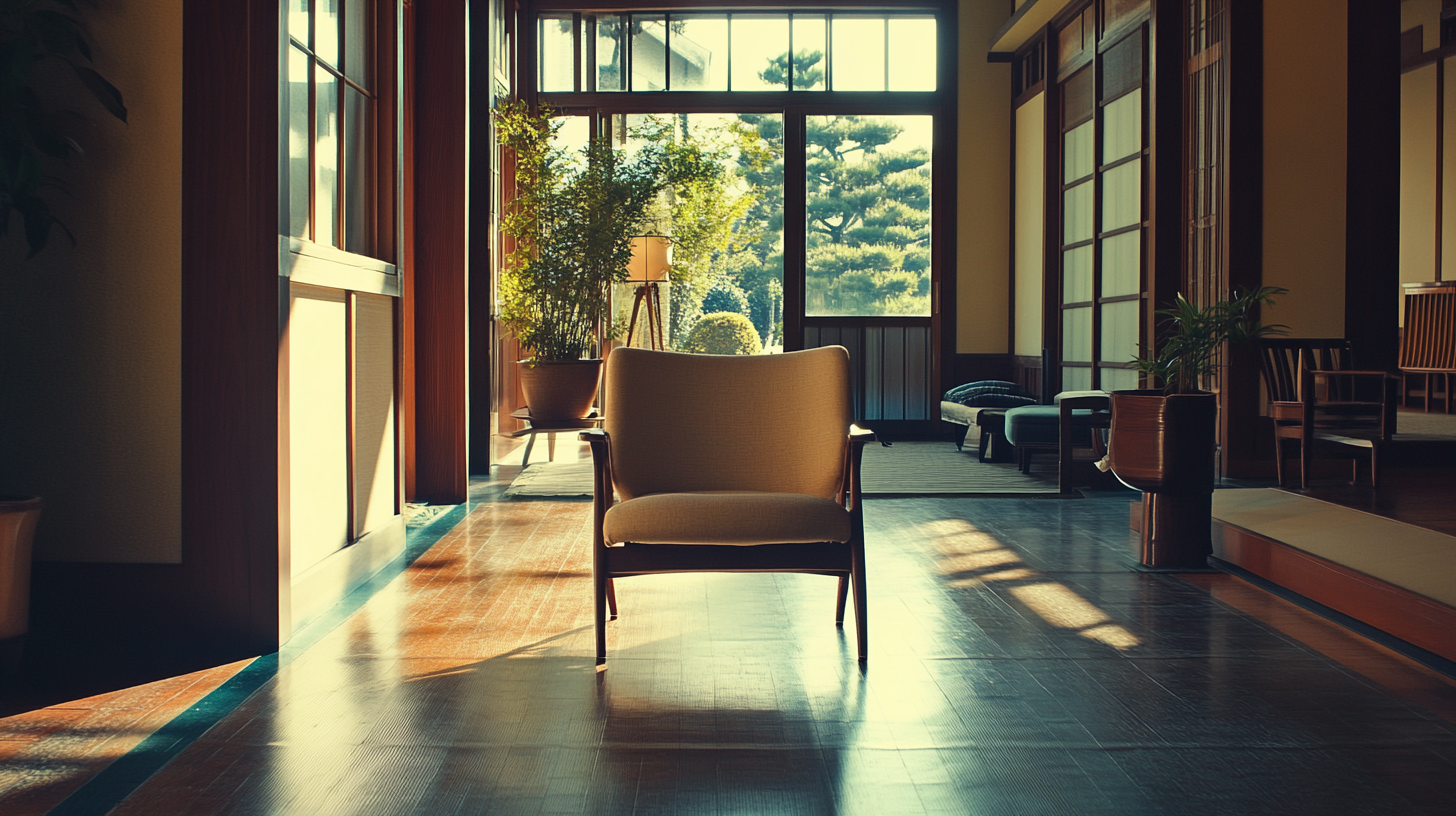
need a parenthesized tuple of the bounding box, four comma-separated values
(702, 278, 750, 317)
(681, 312, 763, 356)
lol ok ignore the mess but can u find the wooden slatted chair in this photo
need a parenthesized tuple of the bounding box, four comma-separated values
(1256, 338, 1398, 489)
(1398, 281, 1456, 413)
(580, 346, 875, 665)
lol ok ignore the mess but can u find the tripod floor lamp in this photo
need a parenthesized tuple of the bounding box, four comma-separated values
(625, 235, 671, 350)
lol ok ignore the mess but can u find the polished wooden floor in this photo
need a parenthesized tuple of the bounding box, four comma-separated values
(66, 490, 1450, 815)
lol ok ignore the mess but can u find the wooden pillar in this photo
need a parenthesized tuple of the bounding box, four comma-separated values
(1346, 0, 1401, 371)
(181, 0, 282, 650)
(1223, 0, 1268, 476)
(1148, 0, 1186, 343)
(412, 0, 469, 503)
(468, 0, 495, 475)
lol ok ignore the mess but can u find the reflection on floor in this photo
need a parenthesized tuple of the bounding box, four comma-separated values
(78, 492, 1456, 815)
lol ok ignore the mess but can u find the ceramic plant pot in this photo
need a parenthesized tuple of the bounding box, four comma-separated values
(518, 359, 603, 421)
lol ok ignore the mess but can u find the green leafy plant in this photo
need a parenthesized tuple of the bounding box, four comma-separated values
(494, 101, 688, 362)
(1, 0, 127, 257)
(681, 312, 762, 356)
(1134, 287, 1288, 395)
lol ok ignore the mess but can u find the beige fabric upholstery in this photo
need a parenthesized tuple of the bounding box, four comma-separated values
(604, 347, 853, 501)
(604, 492, 851, 546)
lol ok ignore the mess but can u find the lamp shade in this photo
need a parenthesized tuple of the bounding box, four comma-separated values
(628, 236, 671, 283)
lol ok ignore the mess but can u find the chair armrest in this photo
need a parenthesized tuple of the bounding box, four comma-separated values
(842, 425, 875, 511)
(579, 429, 614, 526)
(1307, 369, 1397, 378)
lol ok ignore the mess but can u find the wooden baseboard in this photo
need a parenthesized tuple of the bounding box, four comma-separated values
(1212, 519, 1456, 664)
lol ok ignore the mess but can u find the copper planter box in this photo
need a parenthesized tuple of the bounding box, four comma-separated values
(1109, 391, 1217, 570)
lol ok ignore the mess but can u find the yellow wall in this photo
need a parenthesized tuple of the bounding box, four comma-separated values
(1261, 0, 1348, 337)
(1401, 63, 1438, 291)
(1442, 61, 1456, 281)
(957, 0, 1012, 353)
(1013, 93, 1045, 357)
(0, 0, 182, 562)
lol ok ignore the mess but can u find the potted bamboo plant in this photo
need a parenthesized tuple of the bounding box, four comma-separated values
(1, 0, 126, 661)
(1108, 287, 1286, 569)
(494, 102, 713, 420)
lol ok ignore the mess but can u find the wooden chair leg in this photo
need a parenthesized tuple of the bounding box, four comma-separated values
(1273, 435, 1285, 487)
(1299, 436, 1312, 491)
(594, 563, 608, 665)
(1370, 444, 1380, 489)
(606, 578, 618, 619)
(834, 575, 848, 625)
(851, 540, 868, 662)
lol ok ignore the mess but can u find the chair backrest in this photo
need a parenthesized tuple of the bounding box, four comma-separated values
(1400, 282, 1456, 370)
(604, 346, 853, 501)
(1257, 338, 1353, 402)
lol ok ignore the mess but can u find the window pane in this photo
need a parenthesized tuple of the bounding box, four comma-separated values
(806, 115, 932, 317)
(315, 66, 338, 247)
(314, 0, 339, 66)
(831, 16, 885, 92)
(620, 113, 784, 353)
(287, 0, 310, 45)
(1102, 161, 1141, 231)
(888, 17, 936, 91)
(1064, 121, 1093, 182)
(1101, 231, 1140, 297)
(552, 115, 590, 158)
(1063, 307, 1092, 362)
(1100, 300, 1140, 365)
(1103, 90, 1141, 163)
(1057, 14, 1083, 68)
(1063, 246, 1092, 303)
(538, 16, 575, 92)
(345, 0, 370, 89)
(631, 16, 666, 91)
(343, 87, 371, 255)
(671, 16, 727, 91)
(596, 15, 624, 91)
(1101, 366, 1139, 391)
(791, 15, 827, 90)
(731, 15, 789, 91)
(1105, 0, 1149, 31)
(1063, 181, 1092, 244)
(288, 47, 311, 240)
(1063, 366, 1093, 392)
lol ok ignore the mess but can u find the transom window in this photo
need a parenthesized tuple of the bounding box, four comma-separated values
(538, 12, 936, 93)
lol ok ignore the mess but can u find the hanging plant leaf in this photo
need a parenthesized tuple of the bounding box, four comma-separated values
(69, 64, 127, 123)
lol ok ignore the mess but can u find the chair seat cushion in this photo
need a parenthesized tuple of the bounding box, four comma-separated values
(1003, 405, 1102, 447)
(604, 492, 852, 546)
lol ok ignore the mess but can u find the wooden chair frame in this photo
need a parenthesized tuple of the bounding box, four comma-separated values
(580, 425, 876, 665)
(1257, 338, 1398, 489)
(1010, 395, 1111, 493)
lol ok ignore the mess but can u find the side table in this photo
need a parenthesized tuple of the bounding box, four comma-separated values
(508, 408, 604, 466)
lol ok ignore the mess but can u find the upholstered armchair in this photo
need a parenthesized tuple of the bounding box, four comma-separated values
(580, 346, 875, 664)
